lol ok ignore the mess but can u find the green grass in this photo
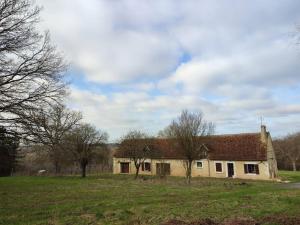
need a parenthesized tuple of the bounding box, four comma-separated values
(278, 170, 300, 182)
(0, 171, 299, 225)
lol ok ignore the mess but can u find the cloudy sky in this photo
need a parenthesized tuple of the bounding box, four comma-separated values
(38, 0, 300, 141)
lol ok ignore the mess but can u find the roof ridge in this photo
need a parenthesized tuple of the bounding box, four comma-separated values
(210, 132, 260, 137)
(155, 133, 260, 141)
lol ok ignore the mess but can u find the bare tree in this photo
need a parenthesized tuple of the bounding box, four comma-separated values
(65, 123, 108, 178)
(275, 132, 300, 171)
(119, 130, 154, 179)
(164, 110, 215, 184)
(0, 0, 67, 131)
(157, 124, 177, 138)
(18, 104, 82, 173)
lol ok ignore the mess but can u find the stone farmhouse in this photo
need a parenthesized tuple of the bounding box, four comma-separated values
(113, 126, 278, 180)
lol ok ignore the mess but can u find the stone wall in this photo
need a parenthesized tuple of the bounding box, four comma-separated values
(113, 157, 272, 180)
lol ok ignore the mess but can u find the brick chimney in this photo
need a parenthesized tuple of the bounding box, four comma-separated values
(261, 125, 267, 144)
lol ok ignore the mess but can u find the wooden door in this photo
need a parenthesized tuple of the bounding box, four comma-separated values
(120, 162, 129, 173)
(156, 163, 170, 176)
(227, 163, 234, 177)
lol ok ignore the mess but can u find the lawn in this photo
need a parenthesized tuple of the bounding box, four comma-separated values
(0, 171, 299, 225)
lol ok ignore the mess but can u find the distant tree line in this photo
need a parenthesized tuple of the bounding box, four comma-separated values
(18, 104, 109, 177)
(274, 133, 300, 171)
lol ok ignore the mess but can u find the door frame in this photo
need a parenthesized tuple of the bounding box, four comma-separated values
(120, 162, 130, 174)
(226, 162, 235, 178)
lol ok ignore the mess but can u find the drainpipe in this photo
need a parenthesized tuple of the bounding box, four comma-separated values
(207, 158, 211, 177)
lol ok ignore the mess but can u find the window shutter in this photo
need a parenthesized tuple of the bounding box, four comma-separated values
(244, 164, 248, 174)
(255, 165, 259, 174)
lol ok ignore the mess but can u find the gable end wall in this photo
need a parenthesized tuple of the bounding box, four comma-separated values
(266, 133, 278, 178)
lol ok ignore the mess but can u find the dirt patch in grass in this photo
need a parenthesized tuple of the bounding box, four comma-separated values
(161, 219, 217, 225)
(259, 215, 300, 225)
(222, 217, 257, 225)
(281, 182, 300, 189)
(161, 215, 300, 225)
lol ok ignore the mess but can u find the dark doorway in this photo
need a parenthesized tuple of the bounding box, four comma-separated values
(156, 163, 170, 176)
(227, 163, 234, 177)
(120, 162, 129, 173)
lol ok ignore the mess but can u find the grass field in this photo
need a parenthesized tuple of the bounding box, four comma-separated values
(0, 171, 299, 225)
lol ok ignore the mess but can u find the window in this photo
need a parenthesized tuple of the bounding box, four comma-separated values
(215, 162, 223, 173)
(141, 162, 151, 172)
(144, 162, 151, 171)
(196, 161, 203, 168)
(244, 164, 259, 174)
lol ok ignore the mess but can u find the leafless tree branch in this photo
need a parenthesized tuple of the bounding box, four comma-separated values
(119, 130, 154, 179)
(64, 123, 108, 178)
(0, 0, 67, 134)
(161, 110, 215, 184)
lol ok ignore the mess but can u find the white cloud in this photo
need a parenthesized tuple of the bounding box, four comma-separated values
(36, 0, 300, 140)
(67, 87, 220, 141)
(159, 41, 300, 96)
(39, 0, 181, 83)
(67, 86, 300, 141)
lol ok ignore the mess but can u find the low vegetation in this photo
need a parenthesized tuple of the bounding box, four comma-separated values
(0, 171, 299, 225)
(278, 170, 300, 182)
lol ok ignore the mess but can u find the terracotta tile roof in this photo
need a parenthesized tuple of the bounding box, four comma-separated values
(114, 133, 267, 161)
(202, 133, 267, 161)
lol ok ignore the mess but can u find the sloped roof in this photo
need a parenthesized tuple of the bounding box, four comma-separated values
(202, 133, 267, 161)
(114, 133, 267, 161)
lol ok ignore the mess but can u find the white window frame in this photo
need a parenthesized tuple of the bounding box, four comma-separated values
(196, 160, 203, 169)
(214, 161, 223, 173)
(244, 162, 259, 175)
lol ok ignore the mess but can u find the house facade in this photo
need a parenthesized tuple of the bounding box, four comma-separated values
(113, 126, 278, 180)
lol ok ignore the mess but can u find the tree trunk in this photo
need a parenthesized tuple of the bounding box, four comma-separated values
(54, 161, 60, 175)
(81, 161, 88, 178)
(292, 160, 297, 171)
(134, 164, 140, 179)
(186, 160, 192, 184)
